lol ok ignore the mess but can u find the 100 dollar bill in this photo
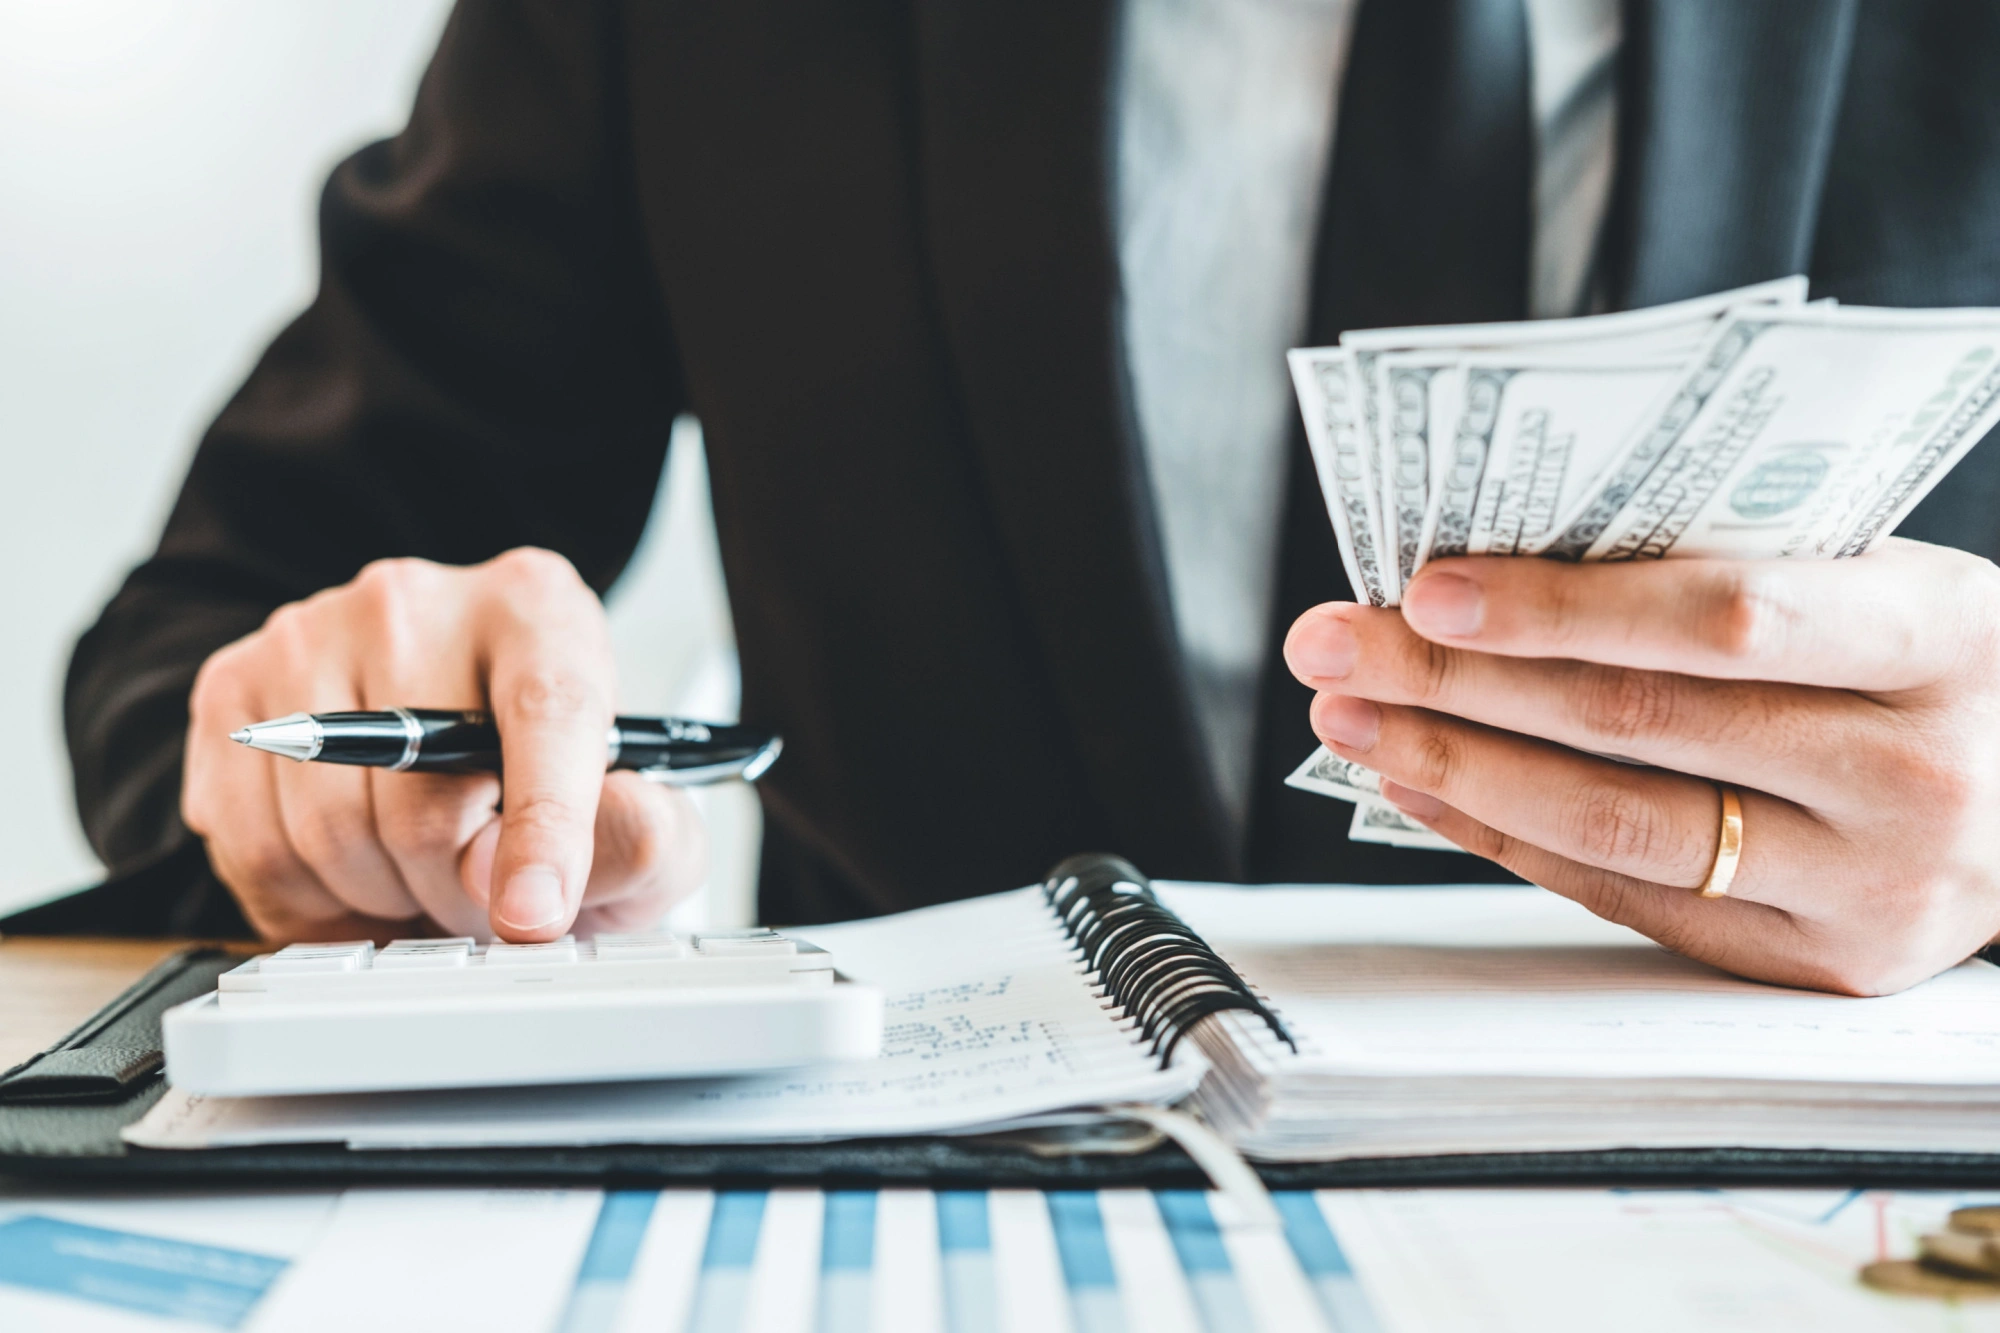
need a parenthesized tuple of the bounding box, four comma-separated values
(1294, 277, 1809, 604)
(1348, 802, 1461, 852)
(1286, 746, 1386, 802)
(1546, 307, 2000, 562)
(1424, 356, 1682, 564)
(1286, 748, 1463, 853)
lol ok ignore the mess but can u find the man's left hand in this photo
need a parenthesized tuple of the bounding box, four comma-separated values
(1283, 537, 2000, 995)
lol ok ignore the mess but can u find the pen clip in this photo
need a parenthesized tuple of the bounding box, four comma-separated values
(638, 736, 783, 786)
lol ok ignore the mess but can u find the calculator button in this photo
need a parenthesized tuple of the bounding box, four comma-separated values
(263, 941, 376, 974)
(693, 929, 797, 957)
(594, 932, 688, 961)
(483, 937, 579, 966)
(376, 938, 475, 969)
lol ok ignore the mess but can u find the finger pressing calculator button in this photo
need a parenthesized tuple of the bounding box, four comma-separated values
(483, 937, 580, 967)
(693, 929, 797, 957)
(376, 938, 475, 969)
(263, 941, 376, 974)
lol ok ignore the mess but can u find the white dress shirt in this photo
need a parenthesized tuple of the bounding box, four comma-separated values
(1114, 0, 1621, 829)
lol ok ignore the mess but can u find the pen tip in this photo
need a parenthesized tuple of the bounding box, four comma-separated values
(229, 728, 252, 745)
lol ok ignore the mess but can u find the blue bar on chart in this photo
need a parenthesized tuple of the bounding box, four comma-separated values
(685, 1191, 767, 1333)
(1047, 1192, 1123, 1333)
(1154, 1191, 1257, 1333)
(819, 1191, 877, 1333)
(556, 1190, 660, 1333)
(0, 1214, 289, 1331)
(1275, 1193, 1382, 1333)
(936, 1190, 999, 1333)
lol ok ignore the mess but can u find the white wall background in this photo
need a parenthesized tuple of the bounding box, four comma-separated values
(0, 0, 755, 926)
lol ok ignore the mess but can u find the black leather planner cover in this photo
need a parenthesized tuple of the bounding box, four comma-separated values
(6, 947, 2000, 1190)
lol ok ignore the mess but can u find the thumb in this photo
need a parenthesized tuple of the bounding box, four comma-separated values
(459, 816, 501, 910)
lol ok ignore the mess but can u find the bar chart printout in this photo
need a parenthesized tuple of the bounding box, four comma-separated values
(14, 1186, 1998, 1332)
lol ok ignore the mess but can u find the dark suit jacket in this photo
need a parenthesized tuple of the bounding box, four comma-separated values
(37, 0, 2000, 936)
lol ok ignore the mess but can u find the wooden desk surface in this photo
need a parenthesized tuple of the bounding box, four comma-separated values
(0, 937, 188, 1070)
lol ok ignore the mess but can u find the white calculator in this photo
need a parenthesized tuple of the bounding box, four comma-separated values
(161, 930, 884, 1097)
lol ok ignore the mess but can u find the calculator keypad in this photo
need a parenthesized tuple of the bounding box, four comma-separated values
(220, 930, 832, 1006)
(692, 929, 797, 957)
(485, 938, 581, 967)
(261, 942, 375, 974)
(595, 932, 689, 961)
(374, 939, 473, 969)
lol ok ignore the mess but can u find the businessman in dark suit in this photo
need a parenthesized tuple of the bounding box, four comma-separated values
(48, 0, 2000, 993)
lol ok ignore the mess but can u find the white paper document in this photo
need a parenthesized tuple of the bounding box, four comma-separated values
(245, 1189, 600, 1333)
(1161, 885, 2000, 1159)
(1163, 884, 2000, 1081)
(0, 1190, 337, 1333)
(1324, 1187, 2000, 1333)
(17, 1183, 2000, 1333)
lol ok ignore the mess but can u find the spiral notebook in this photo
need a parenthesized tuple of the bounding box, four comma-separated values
(123, 860, 2000, 1162)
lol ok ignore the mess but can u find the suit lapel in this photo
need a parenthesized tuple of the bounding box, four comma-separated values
(1609, 0, 1859, 307)
(911, 0, 1233, 876)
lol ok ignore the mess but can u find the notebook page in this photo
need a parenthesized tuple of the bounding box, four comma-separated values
(126, 888, 1197, 1151)
(1157, 884, 2000, 1085)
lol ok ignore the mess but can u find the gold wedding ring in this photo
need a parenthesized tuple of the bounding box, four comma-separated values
(1698, 785, 1744, 899)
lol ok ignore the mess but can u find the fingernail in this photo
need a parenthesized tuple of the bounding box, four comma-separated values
(1380, 780, 1444, 820)
(1404, 574, 1485, 638)
(1288, 613, 1357, 681)
(1314, 695, 1379, 751)
(497, 867, 566, 931)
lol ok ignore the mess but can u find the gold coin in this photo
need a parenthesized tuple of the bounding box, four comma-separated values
(1924, 1231, 2000, 1276)
(1953, 1207, 2000, 1236)
(1861, 1260, 2000, 1300)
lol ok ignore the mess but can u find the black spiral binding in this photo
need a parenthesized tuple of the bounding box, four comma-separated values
(1042, 852, 1295, 1069)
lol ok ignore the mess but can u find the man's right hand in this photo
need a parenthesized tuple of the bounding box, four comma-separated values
(183, 549, 707, 944)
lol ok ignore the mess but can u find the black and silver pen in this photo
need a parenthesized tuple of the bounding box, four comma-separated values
(229, 709, 781, 785)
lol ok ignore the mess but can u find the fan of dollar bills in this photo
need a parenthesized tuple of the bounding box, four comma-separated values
(1282, 276, 2000, 851)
